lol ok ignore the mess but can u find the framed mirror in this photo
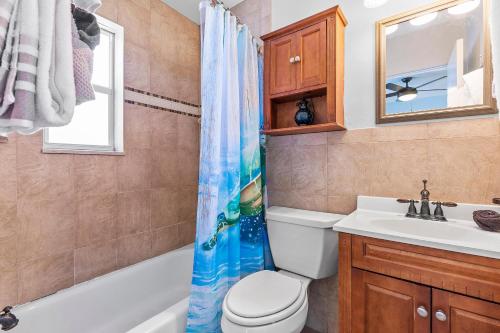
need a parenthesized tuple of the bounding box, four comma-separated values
(376, 0, 497, 124)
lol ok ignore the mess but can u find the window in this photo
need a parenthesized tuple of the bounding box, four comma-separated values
(43, 16, 124, 155)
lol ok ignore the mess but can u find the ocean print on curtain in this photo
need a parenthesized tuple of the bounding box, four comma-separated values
(186, 2, 274, 332)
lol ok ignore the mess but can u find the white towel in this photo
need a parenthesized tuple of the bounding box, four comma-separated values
(73, 0, 101, 13)
(491, 1, 500, 112)
(21, 0, 75, 133)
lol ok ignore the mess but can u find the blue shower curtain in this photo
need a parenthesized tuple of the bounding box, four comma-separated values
(186, 2, 274, 332)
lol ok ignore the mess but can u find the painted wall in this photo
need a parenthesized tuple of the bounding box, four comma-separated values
(272, 0, 496, 129)
(0, 0, 200, 307)
(231, 0, 272, 37)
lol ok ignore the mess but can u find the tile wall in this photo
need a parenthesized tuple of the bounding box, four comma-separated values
(0, 0, 200, 306)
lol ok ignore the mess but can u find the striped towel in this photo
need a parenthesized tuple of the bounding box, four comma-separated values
(0, 0, 39, 132)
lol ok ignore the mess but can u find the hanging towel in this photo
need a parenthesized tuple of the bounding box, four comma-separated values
(0, 0, 39, 132)
(0, 0, 19, 110)
(73, 7, 100, 50)
(73, 0, 101, 13)
(491, 1, 500, 111)
(72, 15, 95, 105)
(0, 0, 17, 55)
(24, 0, 75, 133)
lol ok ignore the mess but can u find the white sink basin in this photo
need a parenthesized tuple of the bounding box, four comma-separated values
(332, 196, 500, 259)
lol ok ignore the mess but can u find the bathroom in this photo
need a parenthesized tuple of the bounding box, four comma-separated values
(0, 0, 499, 332)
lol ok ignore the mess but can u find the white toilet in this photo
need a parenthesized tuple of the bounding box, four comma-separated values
(221, 206, 345, 333)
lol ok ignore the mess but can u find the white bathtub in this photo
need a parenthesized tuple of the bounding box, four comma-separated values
(11, 245, 194, 333)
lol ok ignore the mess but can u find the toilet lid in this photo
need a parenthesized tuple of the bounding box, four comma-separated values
(226, 270, 303, 318)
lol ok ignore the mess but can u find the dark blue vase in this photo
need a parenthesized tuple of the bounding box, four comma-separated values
(295, 99, 314, 126)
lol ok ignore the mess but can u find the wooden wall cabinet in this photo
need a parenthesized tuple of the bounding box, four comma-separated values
(262, 7, 347, 136)
(339, 234, 500, 333)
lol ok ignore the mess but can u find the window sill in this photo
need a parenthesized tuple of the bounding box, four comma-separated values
(42, 148, 125, 156)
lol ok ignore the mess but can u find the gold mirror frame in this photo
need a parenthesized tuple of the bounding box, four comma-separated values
(376, 0, 498, 124)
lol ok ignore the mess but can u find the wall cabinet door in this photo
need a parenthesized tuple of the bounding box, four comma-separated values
(296, 21, 327, 89)
(352, 268, 431, 333)
(269, 33, 297, 95)
(432, 289, 500, 333)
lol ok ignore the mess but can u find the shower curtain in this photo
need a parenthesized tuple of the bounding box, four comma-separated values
(186, 2, 274, 332)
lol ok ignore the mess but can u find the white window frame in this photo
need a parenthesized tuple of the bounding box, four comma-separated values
(43, 15, 124, 155)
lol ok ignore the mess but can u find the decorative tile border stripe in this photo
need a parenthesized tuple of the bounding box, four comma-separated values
(124, 88, 201, 118)
(124, 99, 201, 118)
(125, 87, 201, 108)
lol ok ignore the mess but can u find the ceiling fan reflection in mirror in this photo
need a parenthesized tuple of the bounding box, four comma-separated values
(386, 76, 447, 102)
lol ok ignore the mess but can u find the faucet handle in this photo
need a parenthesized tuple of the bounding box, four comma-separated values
(397, 199, 419, 204)
(493, 198, 500, 205)
(1, 306, 12, 315)
(432, 201, 457, 207)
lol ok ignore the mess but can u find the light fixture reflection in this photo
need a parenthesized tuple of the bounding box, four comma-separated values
(409, 12, 438, 26)
(397, 89, 418, 102)
(364, 0, 389, 9)
(448, 0, 480, 15)
(385, 24, 399, 35)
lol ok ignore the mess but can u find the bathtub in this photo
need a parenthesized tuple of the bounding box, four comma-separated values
(11, 245, 194, 333)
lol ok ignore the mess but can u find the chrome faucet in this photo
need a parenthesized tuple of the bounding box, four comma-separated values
(0, 307, 18, 331)
(398, 180, 457, 221)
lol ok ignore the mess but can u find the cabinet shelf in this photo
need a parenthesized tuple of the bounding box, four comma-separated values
(262, 6, 347, 136)
(263, 123, 344, 136)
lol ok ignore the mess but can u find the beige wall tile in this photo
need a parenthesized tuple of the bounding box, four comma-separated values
(117, 232, 152, 268)
(117, 0, 151, 49)
(18, 252, 74, 303)
(73, 155, 117, 199)
(124, 41, 151, 91)
(124, 104, 152, 150)
(327, 128, 373, 145)
(291, 145, 327, 195)
(74, 241, 117, 284)
(428, 118, 500, 139)
(17, 199, 77, 262)
(151, 188, 179, 229)
(266, 147, 293, 191)
(151, 224, 180, 256)
(0, 139, 16, 204)
(327, 195, 357, 215)
(372, 124, 429, 142)
(150, 110, 178, 148)
(76, 194, 117, 248)
(327, 143, 376, 197)
(178, 221, 196, 246)
(177, 115, 200, 153)
(177, 186, 198, 224)
(177, 149, 200, 187)
(151, 147, 178, 188)
(0, 201, 17, 239)
(0, 269, 18, 306)
(96, 0, 118, 21)
(117, 149, 152, 191)
(268, 190, 328, 212)
(117, 191, 151, 237)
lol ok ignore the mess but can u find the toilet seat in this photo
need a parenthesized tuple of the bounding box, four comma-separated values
(222, 270, 308, 327)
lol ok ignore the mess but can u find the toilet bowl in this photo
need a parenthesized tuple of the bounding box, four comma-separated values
(221, 207, 345, 333)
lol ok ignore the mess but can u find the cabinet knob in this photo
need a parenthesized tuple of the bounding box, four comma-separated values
(294, 56, 301, 63)
(435, 310, 447, 322)
(289, 57, 295, 64)
(416, 306, 429, 318)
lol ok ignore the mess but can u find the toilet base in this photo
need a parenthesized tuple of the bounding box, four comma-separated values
(221, 296, 308, 333)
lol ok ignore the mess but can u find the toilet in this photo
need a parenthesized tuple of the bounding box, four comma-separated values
(221, 206, 345, 333)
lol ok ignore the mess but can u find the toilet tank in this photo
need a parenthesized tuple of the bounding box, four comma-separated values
(266, 207, 345, 279)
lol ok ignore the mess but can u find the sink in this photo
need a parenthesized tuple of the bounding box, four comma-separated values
(369, 218, 496, 243)
(332, 196, 500, 259)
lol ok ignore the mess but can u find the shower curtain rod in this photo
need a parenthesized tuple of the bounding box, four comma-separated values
(208, 0, 264, 54)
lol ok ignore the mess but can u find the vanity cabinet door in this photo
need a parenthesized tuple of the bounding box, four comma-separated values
(432, 289, 500, 333)
(269, 32, 297, 95)
(352, 268, 431, 333)
(296, 21, 327, 89)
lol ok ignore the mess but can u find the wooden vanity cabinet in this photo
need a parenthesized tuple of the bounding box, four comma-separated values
(262, 6, 347, 136)
(339, 234, 500, 333)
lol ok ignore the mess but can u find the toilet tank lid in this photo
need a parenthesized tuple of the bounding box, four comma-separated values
(266, 206, 345, 228)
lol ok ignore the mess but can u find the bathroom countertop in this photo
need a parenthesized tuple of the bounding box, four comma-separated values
(333, 196, 500, 260)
